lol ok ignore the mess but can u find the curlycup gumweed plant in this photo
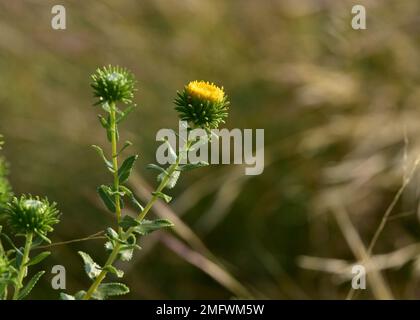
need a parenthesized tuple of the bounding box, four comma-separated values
(0, 136, 61, 300)
(59, 65, 229, 300)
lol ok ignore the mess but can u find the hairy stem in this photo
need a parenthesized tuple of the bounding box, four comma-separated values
(12, 232, 33, 300)
(110, 103, 122, 233)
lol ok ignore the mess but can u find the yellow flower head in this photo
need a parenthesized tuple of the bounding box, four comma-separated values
(175, 80, 229, 129)
(185, 81, 225, 103)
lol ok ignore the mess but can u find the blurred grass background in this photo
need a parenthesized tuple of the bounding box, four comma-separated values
(1, 0, 420, 299)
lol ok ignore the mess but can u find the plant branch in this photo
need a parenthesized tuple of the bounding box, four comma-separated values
(82, 139, 190, 300)
(12, 232, 33, 300)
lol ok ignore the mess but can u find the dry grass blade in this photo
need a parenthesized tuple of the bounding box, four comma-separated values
(329, 199, 393, 300)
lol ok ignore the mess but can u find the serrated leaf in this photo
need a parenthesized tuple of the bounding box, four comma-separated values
(152, 191, 172, 203)
(25, 251, 51, 267)
(92, 145, 114, 172)
(105, 228, 125, 244)
(97, 185, 116, 213)
(119, 234, 138, 261)
(91, 283, 129, 300)
(119, 248, 134, 262)
(158, 170, 180, 189)
(17, 271, 45, 300)
(60, 293, 75, 300)
(178, 161, 209, 172)
(78, 251, 102, 280)
(132, 219, 174, 236)
(103, 265, 124, 278)
(105, 228, 119, 241)
(104, 241, 114, 252)
(118, 155, 138, 183)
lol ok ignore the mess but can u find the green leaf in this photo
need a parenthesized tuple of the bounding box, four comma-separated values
(178, 161, 209, 172)
(119, 215, 140, 230)
(118, 155, 138, 183)
(75, 290, 87, 300)
(106, 227, 119, 240)
(146, 164, 167, 174)
(116, 104, 136, 124)
(132, 219, 174, 236)
(34, 230, 51, 244)
(78, 251, 101, 280)
(117, 141, 133, 156)
(91, 283, 129, 300)
(31, 236, 46, 249)
(104, 241, 114, 252)
(17, 271, 45, 300)
(106, 123, 119, 142)
(119, 234, 139, 261)
(25, 251, 51, 267)
(105, 228, 124, 244)
(103, 265, 124, 278)
(119, 248, 134, 262)
(1, 233, 21, 254)
(106, 127, 113, 142)
(60, 293, 75, 300)
(152, 191, 172, 203)
(91, 145, 114, 172)
(97, 114, 109, 129)
(115, 126, 119, 141)
(119, 186, 144, 212)
(158, 170, 180, 189)
(97, 185, 116, 213)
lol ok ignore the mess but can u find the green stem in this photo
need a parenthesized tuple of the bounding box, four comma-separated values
(110, 103, 122, 233)
(12, 232, 33, 300)
(138, 159, 179, 222)
(82, 140, 191, 300)
(82, 242, 122, 300)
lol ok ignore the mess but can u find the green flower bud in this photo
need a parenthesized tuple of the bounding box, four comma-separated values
(91, 65, 136, 105)
(174, 80, 229, 129)
(5, 195, 60, 237)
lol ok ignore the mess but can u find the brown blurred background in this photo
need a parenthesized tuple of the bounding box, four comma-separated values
(1, 0, 420, 299)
